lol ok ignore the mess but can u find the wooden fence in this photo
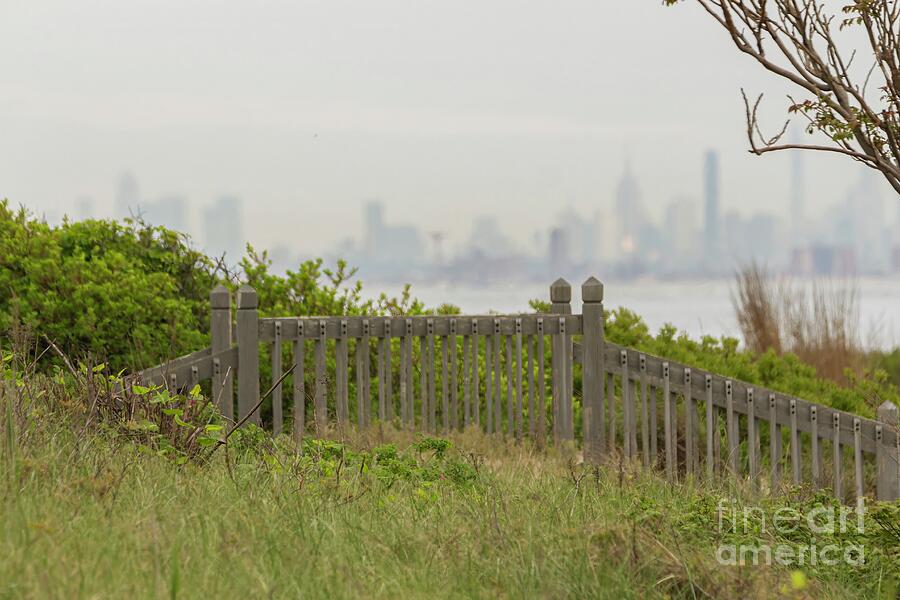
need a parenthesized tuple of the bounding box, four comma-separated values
(136, 277, 900, 502)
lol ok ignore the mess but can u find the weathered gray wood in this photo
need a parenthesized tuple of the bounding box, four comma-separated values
(421, 333, 430, 431)
(649, 384, 657, 462)
(449, 320, 458, 430)
(261, 313, 585, 341)
(381, 320, 394, 421)
(607, 373, 616, 453)
(747, 389, 758, 487)
(363, 320, 371, 427)
(493, 320, 502, 434)
(769, 394, 779, 491)
(236, 286, 260, 426)
(338, 321, 350, 425)
(442, 334, 450, 433)
(811, 406, 820, 488)
(684, 368, 693, 475)
(605, 341, 893, 453)
(427, 323, 436, 431)
(314, 320, 327, 433)
(356, 333, 365, 428)
(833, 413, 843, 500)
(705, 374, 714, 479)
(641, 357, 650, 467)
(580, 277, 604, 458)
(622, 351, 633, 459)
(876, 401, 899, 501)
(472, 323, 480, 428)
(405, 321, 414, 428)
(515, 321, 523, 441)
(537, 320, 546, 445)
(462, 335, 471, 428)
(383, 318, 393, 422)
(486, 333, 493, 434)
(853, 418, 864, 502)
(725, 380, 738, 474)
(550, 279, 572, 442)
(291, 322, 306, 442)
(663, 363, 673, 481)
(790, 399, 800, 486)
(210, 285, 234, 421)
(527, 335, 535, 437)
(272, 321, 283, 435)
(505, 334, 513, 437)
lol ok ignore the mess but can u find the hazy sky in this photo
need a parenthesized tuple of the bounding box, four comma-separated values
(2, 0, 895, 254)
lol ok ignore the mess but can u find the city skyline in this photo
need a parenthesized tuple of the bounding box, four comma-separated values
(4, 1, 900, 259)
(35, 146, 900, 283)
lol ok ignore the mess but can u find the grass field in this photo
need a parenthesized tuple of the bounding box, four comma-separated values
(3, 402, 899, 600)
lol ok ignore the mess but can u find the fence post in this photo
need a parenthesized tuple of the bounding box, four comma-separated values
(236, 285, 260, 426)
(210, 284, 233, 421)
(550, 278, 572, 442)
(876, 401, 899, 501)
(581, 277, 604, 462)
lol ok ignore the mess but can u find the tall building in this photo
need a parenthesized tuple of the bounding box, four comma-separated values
(614, 161, 649, 255)
(662, 197, 698, 264)
(358, 201, 424, 269)
(115, 172, 140, 220)
(203, 196, 243, 260)
(363, 201, 384, 255)
(139, 195, 189, 234)
(703, 150, 720, 260)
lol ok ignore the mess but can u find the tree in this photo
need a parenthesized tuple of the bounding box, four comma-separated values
(666, 0, 900, 195)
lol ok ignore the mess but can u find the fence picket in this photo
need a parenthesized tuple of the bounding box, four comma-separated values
(449, 319, 457, 430)
(515, 321, 523, 441)
(684, 368, 693, 475)
(272, 322, 283, 435)
(833, 413, 843, 500)
(293, 321, 305, 442)
(641, 356, 650, 467)
(726, 380, 737, 474)
(315, 320, 327, 434)
(811, 406, 820, 488)
(705, 374, 714, 479)
(537, 320, 545, 446)
(747, 389, 758, 487)
(663, 363, 673, 481)
(790, 399, 800, 486)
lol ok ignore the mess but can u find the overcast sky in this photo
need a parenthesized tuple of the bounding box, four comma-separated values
(1, 0, 895, 254)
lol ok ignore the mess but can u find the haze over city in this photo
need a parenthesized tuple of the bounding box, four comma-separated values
(4, 0, 899, 279)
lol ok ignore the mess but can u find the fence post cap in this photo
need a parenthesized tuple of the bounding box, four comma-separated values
(236, 285, 258, 310)
(877, 400, 898, 423)
(550, 278, 572, 303)
(210, 284, 231, 309)
(581, 277, 604, 303)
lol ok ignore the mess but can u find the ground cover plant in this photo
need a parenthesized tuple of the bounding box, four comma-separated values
(2, 359, 899, 599)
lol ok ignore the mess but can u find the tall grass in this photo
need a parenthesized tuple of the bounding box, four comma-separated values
(2, 359, 899, 598)
(732, 263, 864, 384)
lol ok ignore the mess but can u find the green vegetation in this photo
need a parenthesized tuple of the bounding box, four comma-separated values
(0, 202, 424, 373)
(1, 207, 899, 598)
(2, 364, 898, 599)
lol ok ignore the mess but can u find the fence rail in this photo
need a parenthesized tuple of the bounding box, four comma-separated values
(134, 277, 900, 502)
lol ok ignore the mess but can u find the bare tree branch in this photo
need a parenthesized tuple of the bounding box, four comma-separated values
(667, 0, 900, 195)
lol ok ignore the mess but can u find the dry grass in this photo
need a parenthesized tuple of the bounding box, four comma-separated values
(732, 263, 864, 383)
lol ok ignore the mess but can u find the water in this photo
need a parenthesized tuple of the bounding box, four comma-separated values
(364, 278, 900, 349)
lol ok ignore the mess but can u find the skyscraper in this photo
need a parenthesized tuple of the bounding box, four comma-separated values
(203, 196, 243, 260)
(614, 161, 648, 255)
(703, 150, 720, 263)
(115, 172, 140, 220)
